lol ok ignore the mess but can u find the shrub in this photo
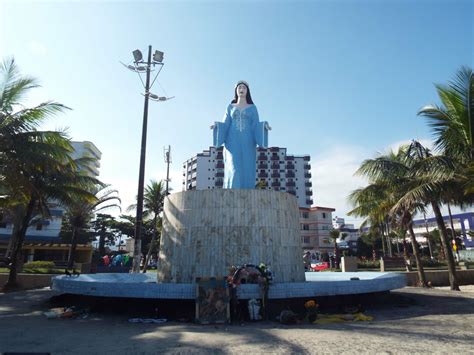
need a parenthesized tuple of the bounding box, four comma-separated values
(24, 261, 56, 271)
(357, 259, 380, 269)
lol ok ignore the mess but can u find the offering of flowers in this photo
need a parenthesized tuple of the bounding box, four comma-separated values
(304, 300, 319, 322)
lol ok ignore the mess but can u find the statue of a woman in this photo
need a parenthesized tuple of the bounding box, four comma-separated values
(212, 81, 270, 189)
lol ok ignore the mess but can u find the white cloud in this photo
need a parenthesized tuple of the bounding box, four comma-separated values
(310, 138, 434, 228)
(310, 145, 368, 227)
(27, 41, 47, 57)
(103, 168, 183, 218)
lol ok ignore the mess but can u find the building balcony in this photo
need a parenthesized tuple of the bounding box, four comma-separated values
(270, 156, 279, 161)
(271, 173, 280, 178)
(287, 190, 296, 195)
(305, 182, 312, 187)
(271, 182, 280, 187)
(258, 155, 267, 160)
(216, 153, 223, 159)
(285, 173, 295, 178)
(304, 173, 312, 178)
(304, 164, 311, 170)
(285, 164, 295, 170)
(306, 199, 313, 205)
(270, 147, 280, 152)
(215, 180, 223, 187)
(305, 191, 312, 196)
(285, 156, 294, 161)
(271, 164, 280, 169)
(303, 156, 310, 161)
(216, 172, 224, 177)
(258, 172, 268, 178)
(216, 162, 224, 169)
(286, 182, 295, 187)
(257, 163, 268, 169)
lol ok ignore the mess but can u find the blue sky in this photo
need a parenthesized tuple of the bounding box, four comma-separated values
(1, 0, 472, 225)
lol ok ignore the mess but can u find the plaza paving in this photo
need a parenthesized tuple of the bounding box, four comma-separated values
(0, 286, 473, 354)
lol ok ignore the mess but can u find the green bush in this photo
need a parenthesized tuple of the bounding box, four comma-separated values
(24, 261, 56, 271)
(357, 259, 380, 269)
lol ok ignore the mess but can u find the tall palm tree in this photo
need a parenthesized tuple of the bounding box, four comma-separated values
(393, 141, 460, 290)
(128, 180, 166, 273)
(349, 147, 428, 286)
(418, 66, 474, 206)
(65, 185, 121, 268)
(0, 58, 99, 289)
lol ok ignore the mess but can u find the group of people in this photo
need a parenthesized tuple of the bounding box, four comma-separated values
(101, 254, 131, 267)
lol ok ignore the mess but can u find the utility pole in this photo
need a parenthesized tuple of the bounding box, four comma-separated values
(132, 45, 152, 273)
(164, 145, 171, 195)
(122, 45, 170, 273)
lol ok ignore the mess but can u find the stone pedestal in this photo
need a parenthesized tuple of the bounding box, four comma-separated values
(341, 256, 358, 272)
(157, 189, 305, 283)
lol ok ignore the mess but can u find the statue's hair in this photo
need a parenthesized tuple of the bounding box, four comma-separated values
(231, 82, 254, 104)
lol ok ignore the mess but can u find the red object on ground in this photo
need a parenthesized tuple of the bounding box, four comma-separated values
(310, 262, 329, 272)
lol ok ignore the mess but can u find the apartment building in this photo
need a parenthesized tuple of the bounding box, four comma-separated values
(183, 146, 313, 208)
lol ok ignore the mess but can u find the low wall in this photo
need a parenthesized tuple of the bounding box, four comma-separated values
(0, 273, 54, 290)
(405, 269, 474, 286)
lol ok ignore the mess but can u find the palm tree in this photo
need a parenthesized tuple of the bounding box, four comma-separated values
(349, 147, 428, 286)
(128, 180, 166, 273)
(65, 185, 121, 268)
(0, 58, 99, 289)
(418, 67, 473, 167)
(393, 141, 460, 290)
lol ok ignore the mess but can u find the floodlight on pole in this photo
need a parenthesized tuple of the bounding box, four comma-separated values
(133, 49, 143, 63)
(122, 44, 173, 273)
(153, 50, 164, 63)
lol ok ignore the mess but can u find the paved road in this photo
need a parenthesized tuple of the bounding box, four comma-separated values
(0, 286, 473, 354)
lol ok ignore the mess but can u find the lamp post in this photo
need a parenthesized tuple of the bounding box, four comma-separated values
(123, 45, 173, 273)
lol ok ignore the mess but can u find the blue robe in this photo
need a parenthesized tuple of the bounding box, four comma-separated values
(213, 104, 268, 189)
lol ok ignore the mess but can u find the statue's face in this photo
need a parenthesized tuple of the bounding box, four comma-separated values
(236, 84, 248, 98)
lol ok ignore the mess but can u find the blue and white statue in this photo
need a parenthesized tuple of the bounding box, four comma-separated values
(212, 81, 270, 189)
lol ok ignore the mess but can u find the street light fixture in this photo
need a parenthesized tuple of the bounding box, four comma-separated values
(122, 45, 172, 273)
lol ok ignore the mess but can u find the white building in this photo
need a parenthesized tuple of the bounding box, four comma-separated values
(70, 141, 102, 177)
(0, 141, 101, 244)
(183, 146, 313, 208)
(299, 206, 336, 256)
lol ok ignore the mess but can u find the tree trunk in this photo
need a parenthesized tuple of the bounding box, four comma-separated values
(431, 201, 460, 290)
(384, 222, 393, 257)
(447, 203, 458, 255)
(4, 198, 36, 290)
(99, 234, 106, 256)
(67, 226, 79, 269)
(380, 225, 386, 256)
(408, 224, 427, 287)
(142, 215, 157, 273)
(402, 239, 412, 272)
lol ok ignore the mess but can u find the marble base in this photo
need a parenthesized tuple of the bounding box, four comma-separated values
(157, 189, 305, 283)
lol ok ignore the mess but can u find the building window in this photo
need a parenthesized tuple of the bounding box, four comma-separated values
(301, 224, 309, 230)
(322, 212, 326, 218)
(36, 224, 43, 231)
(302, 212, 309, 218)
(303, 236, 310, 244)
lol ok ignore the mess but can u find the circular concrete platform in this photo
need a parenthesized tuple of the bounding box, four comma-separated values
(51, 272, 407, 300)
